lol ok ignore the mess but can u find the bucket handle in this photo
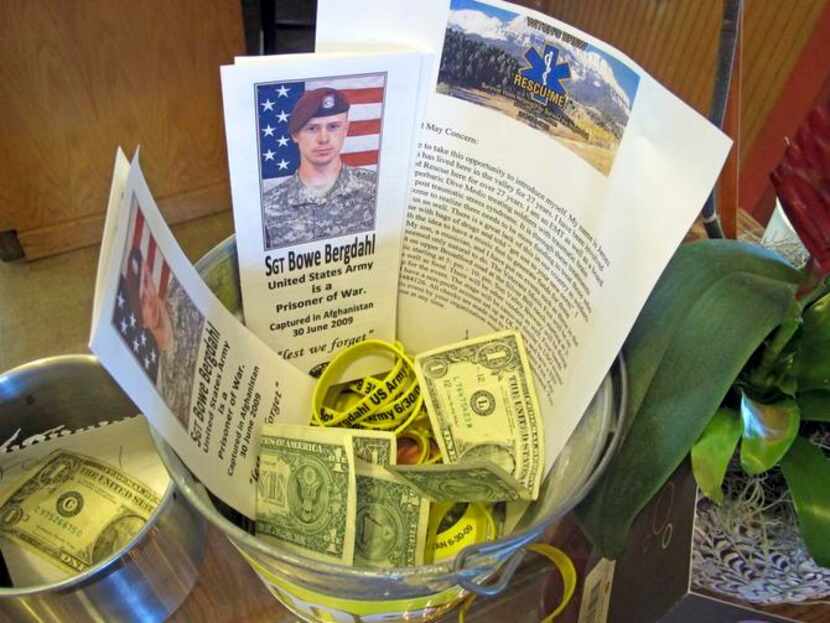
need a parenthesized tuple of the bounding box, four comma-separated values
(452, 530, 538, 597)
(451, 353, 628, 598)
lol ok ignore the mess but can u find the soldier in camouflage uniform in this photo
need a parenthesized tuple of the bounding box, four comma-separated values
(262, 87, 377, 250)
(140, 265, 204, 429)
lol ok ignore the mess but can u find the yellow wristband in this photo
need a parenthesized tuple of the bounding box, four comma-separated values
(457, 544, 577, 622)
(357, 379, 421, 430)
(528, 544, 577, 621)
(311, 339, 423, 434)
(396, 428, 430, 465)
(316, 354, 407, 427)
(426, 503, 495, 564)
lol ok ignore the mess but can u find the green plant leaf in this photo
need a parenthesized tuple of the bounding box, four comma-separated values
(691, 408, 742, 503)
(742, 301, 802, 398)
(691, 408, 742, 504)
(739, 393, 800, 474)
(576, 240, 802, 559)
(780, 436, 830, 567)
(797, 390, 830, 421)
(797, 292, 830, 392)
(765, 348, 800, 397)
(615, 241, 801, 438)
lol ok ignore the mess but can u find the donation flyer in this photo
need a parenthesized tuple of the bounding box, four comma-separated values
(316, 0, 733, 472)
(89, 151, 315, 518)
(222, 50, 430, 379)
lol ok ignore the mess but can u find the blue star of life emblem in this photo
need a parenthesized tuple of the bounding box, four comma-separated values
(521, 44, 571, 101)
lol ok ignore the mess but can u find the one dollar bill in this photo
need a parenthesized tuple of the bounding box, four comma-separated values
(414, 330, 544, 500)
(0, 450, 161, 574)
(256, 423, 356, 565)
(355, 461, 429, 568)
(348, 429, 397, 465)
(386, 461, 527, 503)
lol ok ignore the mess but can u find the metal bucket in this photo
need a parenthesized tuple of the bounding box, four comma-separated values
(0, 355, 206, 623)
(152, 236, 628, 622)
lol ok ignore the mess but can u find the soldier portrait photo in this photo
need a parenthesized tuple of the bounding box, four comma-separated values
(112, 197, 204, 430)
(256, 74, 385, 250)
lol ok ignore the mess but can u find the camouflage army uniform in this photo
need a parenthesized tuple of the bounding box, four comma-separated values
(158, 277, 204, 429)
(262, 165, 376, 249)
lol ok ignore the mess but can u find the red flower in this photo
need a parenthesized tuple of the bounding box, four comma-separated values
(771, 104, 830, 277)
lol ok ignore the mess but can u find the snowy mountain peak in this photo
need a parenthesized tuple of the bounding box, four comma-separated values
(447, 9, 633, 115)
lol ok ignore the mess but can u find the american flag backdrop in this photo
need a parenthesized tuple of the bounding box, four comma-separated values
(257, 73, 386, 190)
(111, 199, 170, 385)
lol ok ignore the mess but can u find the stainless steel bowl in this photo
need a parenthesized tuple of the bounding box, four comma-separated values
(0, 355, 206, 623)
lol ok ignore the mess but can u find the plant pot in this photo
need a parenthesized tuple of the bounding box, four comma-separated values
(691, 426, 830, 605)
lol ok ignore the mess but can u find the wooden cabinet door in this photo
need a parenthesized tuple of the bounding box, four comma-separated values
(0, 0, 245, 260)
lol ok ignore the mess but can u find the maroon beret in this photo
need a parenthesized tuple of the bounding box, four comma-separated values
(288, 88, 351, 135)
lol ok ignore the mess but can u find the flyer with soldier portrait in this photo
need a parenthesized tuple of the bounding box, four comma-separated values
(90, 151, 316, 518)
(112, 196, 204, 431)
(222, 50, 429, 379)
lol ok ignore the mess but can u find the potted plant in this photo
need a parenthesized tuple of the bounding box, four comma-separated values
(576, 103, 830, 605)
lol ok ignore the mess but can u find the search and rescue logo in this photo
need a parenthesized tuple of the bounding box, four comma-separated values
(515, 44, 571, 106)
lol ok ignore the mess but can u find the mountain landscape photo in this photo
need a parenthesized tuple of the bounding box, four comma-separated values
(438, 0, 640, 175)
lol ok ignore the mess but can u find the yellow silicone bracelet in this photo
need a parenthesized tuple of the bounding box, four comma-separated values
(426, 503, 495, 564)
(316, 355, 407, 427)
(396, 428, 430, 465)
(357, 379, 421, 429)
(457, 544, 577, 622)
(311, 339, 423, 434)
